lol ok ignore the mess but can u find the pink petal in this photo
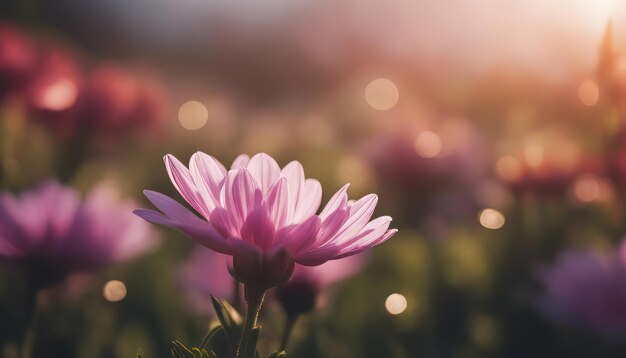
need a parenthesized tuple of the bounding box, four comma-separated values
(275, 215, 321, 256)
(295, 246, 341, 266)
(265, 177, 289, 229)
(164, 154, 209, 217)
(280, 161, 305, 223)
(209, 207, 238, 238)
(240, 207, 275, 250)
(134, 206, 230, 254)
(333, 228, 397, 260)
(223, 169, 262, 229)
(231, 154, 250, 169)
(292, 179, 322, 223)
(190, 152, 227, 213)
(247, 153, 281, 195)
(328, 194, 378, 246)
(319, 184, 350, 220)
(335, 216, 392, 252)
(315, 208, 349, 246)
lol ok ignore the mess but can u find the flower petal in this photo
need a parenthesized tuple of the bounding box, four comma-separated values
(247, 153, 281, 195)
(275, 215, 321, 257)
(319, 184, 350, 220)
(265, 177, 289, 229)
(333, 228, 398, 260)
(240, 207, 275, 250)
(292, 179, 322, 223)
(280, 161, 305, 223)
(295, 246, 341, 266)
(190, 152, 227, 213)
(327, 194, 378, 246)
(335, 216, 393, 252)
(223, 169, 262, 229)
(231, 154, 250, 170)
(315, 208, 349, 246)
(134, 206, 230, 254)
(164, 154, 209, 217)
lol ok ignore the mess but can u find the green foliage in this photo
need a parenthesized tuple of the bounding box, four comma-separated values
(168, 297, 274, 358)
(210, 296, 243, 341)
(171, 340, 217, 358)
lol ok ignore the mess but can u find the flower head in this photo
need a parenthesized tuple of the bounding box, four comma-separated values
(135, 152, 396, 289)
(0, 181, 157, 287)
(537, 243, 626, 336)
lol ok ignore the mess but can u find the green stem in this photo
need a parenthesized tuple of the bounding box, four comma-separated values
(279, 314, 298, 352)
(233, 280, 242, 312)
(236, 285, 265, 358)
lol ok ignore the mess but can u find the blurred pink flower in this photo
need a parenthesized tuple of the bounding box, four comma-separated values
(25, 49, 82, 137)
(0, 181, 157, 287)
(78, 65, 166, 137)
(502, 155, 603, 197)
(537, 244, 626, 336)
(0, 23, 36, 99)
(136, 152, 396, 290)
(177, 247, 235, 316)
(0, 22, 167, 142)
(275, 254, 364, 318)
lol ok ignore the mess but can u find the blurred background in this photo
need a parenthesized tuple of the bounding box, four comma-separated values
(2, 0, 626, 357)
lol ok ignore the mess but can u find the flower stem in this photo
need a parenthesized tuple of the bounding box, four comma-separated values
(279, 314, 298, 352)
(232, 279, 242, 312)
(236, 285, 265, 358)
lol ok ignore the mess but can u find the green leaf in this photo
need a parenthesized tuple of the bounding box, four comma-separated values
(204, 326, 234, 357)
(199, 325, 224, 351)
(171, 340, 214, 358)
(239, 327, 262, 358)
(267, 351, 287, 358)
(211, 295, 243, 340)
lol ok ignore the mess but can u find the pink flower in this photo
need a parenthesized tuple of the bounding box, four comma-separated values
(0, 23, 36, 99)
(135, 152, 396, 290)
(78, 65, 166, 137)
(177, 247, 235, 316)
(0, 181, 157, 287)
(537, 244, 626, 336)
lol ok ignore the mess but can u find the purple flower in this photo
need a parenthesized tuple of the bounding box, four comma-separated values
(177, 247, 235, 316)
(0, 181, 157, 287)
(537, 244, 626, 336)
(135, 152, 396, 290)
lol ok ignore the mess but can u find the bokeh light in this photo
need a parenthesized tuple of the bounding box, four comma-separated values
(385, 293, 408, 315)
(523, 142, 544, 169)
(572, 174, 614, 203)
(414, 131, 443, 158)
(478, 208, 505, 230)
(495, 156, 523, 181)
(178, 100, 208, 130)
(103, 280, 127, 302)
(37, 78, 78, 111)
(578, 80, 599, 106)
(364, 78, 399, 110)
